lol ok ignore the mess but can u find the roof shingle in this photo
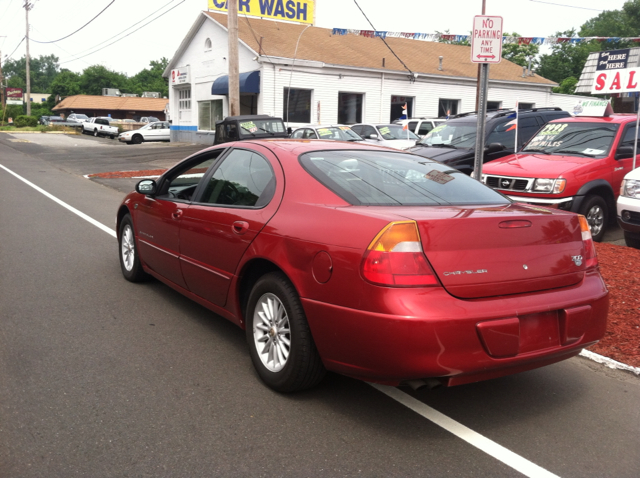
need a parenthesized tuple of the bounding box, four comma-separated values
(53, 95, 168, 112)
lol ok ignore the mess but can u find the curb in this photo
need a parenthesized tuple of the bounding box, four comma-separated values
(580, 349, 640, 375)
(0, 131, 81, 135)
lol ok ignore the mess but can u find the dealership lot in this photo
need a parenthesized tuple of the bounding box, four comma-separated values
(1, 132, 638, 477)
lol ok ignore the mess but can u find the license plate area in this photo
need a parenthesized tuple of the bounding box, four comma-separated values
(519, 311, 560, 354)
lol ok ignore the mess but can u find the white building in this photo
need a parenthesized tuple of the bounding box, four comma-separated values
(164, 11, 587, 144)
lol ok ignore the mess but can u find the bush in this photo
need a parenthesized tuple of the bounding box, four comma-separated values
(15, 115, 38, 127)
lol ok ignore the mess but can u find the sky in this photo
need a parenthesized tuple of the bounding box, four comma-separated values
(0, 0, 631, 77)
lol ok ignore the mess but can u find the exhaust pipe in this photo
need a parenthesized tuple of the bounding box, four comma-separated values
(403, 378, 443, 391)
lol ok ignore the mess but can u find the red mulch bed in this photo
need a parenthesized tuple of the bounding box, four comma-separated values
(589, 243, 640, 368)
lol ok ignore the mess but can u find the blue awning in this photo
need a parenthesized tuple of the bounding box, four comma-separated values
(211, 70, 260, 95)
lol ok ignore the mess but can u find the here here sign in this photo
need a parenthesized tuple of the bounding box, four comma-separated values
(471, 16, 503, 64)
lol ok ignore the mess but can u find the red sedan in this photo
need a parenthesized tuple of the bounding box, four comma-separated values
(116, 140, 608, 392)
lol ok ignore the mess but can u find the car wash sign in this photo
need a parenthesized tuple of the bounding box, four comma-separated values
(208, 0, 315, 25)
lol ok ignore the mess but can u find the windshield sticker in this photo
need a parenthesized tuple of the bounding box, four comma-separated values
(240, 121, 258, 133)
(379, 126, 391, 135)
(538, 123, 568, 136)
(425, 170, 454, 185)
(583, 148, 605, 155)
(317, 128, 333, 136)
(429, 124, 447, 135)
(339, 126, 351, 130)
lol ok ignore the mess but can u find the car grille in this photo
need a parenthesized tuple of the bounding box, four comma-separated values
(485, 176, 530, 191)
(628, 210, 640, 225)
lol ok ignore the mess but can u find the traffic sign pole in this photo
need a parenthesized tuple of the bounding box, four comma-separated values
(470, 15, 503, 180)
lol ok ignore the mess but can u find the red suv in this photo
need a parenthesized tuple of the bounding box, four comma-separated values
(481, 114, 638, 242)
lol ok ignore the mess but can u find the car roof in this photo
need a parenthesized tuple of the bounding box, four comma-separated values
(548, 114, 636, 124)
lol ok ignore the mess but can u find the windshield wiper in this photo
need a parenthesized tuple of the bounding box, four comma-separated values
(553, 149, 597, 157)
(421, 143, 457, 149)
(257, 127, 275, 136)
(523, 148, 551, 154)
(240, 127, 256, 136)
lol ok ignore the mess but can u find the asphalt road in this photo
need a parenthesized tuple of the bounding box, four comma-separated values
(1, 132, 638, 477)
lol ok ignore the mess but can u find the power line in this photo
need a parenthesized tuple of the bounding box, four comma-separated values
(31, 1, 115, 44)
(352, 0, 414, 78)
(59, 0, 185, 66)
(4, 36, 25, 61)
(529, 0, 603, 11)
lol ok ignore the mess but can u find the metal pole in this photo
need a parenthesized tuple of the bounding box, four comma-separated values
(474, 0, 487, 111)
(474, 63, 489, 179)
(25, 1, 31, 116)
(0, 49, 5, 111)
(634, 104, 639, 170)
(228, 0, 240, 117)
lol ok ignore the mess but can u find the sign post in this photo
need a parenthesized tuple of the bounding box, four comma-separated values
(471, 15, 503, 180)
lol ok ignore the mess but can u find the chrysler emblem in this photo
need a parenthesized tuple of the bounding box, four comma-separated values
(572, 255, 583, 266)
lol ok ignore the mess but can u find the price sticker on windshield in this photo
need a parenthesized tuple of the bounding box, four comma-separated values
(379, 126, 391, 135)
(317, 128, 333, 136)
(241, 121, 258, 133)
(426, 170, 454, 184)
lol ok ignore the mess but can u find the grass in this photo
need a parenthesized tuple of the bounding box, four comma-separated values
(0, 124, 81, 133)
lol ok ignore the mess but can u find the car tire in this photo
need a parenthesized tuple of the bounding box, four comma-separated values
(579, 195, 607, 242)
(110, 135, 115, 140)
(246, 272, 325, 392)
(624, 231, 640, 249)
(132, 135, 143, 144)
(93, 129, 99, 137)
(118, 214, 150, 283)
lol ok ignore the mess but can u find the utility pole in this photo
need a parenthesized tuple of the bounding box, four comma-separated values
(228, 0, 240, 116)
(25, 1, 33, 116)
(474, 0, 487, 111)
(0, 48, 5, 111)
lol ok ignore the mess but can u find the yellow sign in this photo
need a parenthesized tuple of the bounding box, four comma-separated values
(208, 0, 314, 25)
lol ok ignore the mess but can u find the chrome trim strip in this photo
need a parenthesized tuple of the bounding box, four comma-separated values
(138, 239, 180, 259)
(507, 195, 573, 205)
(180, 255, 231, 280)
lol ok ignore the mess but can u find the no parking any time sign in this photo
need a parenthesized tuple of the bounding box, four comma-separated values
(471, 16, 503, 64)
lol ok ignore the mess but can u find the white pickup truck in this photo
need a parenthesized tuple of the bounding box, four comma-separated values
(82, 117, 119, 139)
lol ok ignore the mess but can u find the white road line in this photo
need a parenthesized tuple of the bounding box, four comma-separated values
(370, 384, 560, 478)
(0, 164, 117, 238)
(0, 163, 573, 478)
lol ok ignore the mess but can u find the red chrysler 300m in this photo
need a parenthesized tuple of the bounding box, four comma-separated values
(116, 140, 608, 392)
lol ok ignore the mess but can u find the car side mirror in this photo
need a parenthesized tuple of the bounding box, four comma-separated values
(615, 145, 634, 160)
(136, 179, 157, 196)
(369, 134, 380, 140)
(485, 142, 506, 154)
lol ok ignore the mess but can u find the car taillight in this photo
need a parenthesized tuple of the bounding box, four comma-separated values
(362, 221, 439, 287)
(578, 215, 598, 268)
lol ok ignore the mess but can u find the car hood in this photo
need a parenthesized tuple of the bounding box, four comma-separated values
(364, 138, 418, 150)
(405, 145, 473, 163)
(483, 152, 598, 178)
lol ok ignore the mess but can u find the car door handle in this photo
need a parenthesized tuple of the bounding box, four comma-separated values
(232, 221, 249, 235)
(172, 209, 183, 220)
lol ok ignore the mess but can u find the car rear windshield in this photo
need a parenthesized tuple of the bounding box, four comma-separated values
(316, 127, 363, 141)
(377, 125, 419, 140)
(522, 122, 620, 157)
(299, 150, 509, 206)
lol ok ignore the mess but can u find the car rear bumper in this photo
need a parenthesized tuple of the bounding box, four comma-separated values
(302, 269, 608, 386)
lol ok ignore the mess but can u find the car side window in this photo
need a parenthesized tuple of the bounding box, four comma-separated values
(361, 125, 377, 138)
(418, 122, 434, 135)
(302, 129, 317, 139)
(351, 125, 363, 135)
(621, 125, 640, 147)
(487, 121, 516, 149)
(517, 117, 542, 147)
(291, 129, 305, 138)
(157, 153, 222, 201)
(408, 121, 418, 131)
(199, 149, 276, 208)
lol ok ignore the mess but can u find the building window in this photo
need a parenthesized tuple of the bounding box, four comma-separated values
(519, 102, 535, 110)
(390, 95, 413, 122)
(487, 101, 502, 110)
(439, 99, 459, 118)
(198, 99, 223, 131)
(179, 89, 191, 111)
(204, 38, 212, 50)
(338, 93, 363, 124)
(283, 88, 312, 123)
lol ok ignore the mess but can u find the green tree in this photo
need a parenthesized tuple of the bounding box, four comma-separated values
(501, 33, 540, 67)
(46, 69, 82, 109)
(553, 76, 578, 95)
(580, 0, 640, 46)
(79, 65, 128, 96)
(2, 54, 60, 92)
(537, 29, 601, 86)
(127, 58, 169, 97)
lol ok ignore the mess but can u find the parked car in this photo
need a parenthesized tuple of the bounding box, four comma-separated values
(116, 140, 608, 392)
(393, 117, 446, 138)
(140, 116, 160, 123)
(67, 113, 90, 123)
(350, 123, 420, 150)
(118, 121, 170, 144)
(213, 115, 289, 145)
(406, 108, 571, 175)
(482, 114, 638, 242)
(290, 124, 364, 141)
(617, 166, 640, 248)
(38, 115, 50, 125)
(82, 117, 119, 139)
